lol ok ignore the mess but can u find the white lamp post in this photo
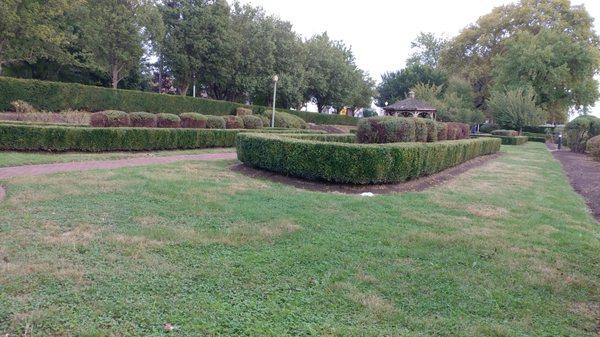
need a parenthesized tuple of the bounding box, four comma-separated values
(271, 75, 279, 128)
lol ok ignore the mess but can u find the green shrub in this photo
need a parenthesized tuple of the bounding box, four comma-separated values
(522, 125, 555, 134)
(565, 115, 600, 153)
(241, 115, 263, 129)
(473, 134, 528, 145)
(479, 123, 499, 134)
(235, 107, 252, 116)
(423, 119, 438, 142)
(357, 117, 416, 144)
(180, 113, 207, 128)
(156, 113, 181, 128)
(0, 123, 324, 152)
(225, 116, 244, 129)
(491, 129, 519, 136)
(10, 100, 36, 113)
(436, 122, 448, 141)
(587, 135, 600, 161)
(260, 111, 307, 129)
(0, 76, 356, 125)
(236, 133, 501, 184)
(206, 115, 226, 129)
(414, 118, 428, 142)
(90, 110, 130, 127)
(129, 112, 157, 128)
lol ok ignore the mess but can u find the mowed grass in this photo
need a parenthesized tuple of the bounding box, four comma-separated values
(0, 148, 235, 168)
(0, 142, 598, 336)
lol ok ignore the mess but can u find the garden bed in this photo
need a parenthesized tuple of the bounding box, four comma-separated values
(236, 133, 501, 184)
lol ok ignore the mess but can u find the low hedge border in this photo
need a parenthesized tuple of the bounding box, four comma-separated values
(0, 76, 357, 126)
(472, 134, 529, 145)
(236, 133, 501, 184)
(0, 123, 323, 152)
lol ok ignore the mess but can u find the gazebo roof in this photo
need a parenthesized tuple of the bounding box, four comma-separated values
(383, 97, 437, 112)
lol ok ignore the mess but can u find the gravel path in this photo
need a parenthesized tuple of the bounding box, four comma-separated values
(547, 143, 600, 222)
(0, 152, 237, 199)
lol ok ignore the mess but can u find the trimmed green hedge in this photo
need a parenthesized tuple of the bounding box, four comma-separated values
(472, 134, 528, 145)
(357, 117, 468, 144)
(0, 123, 322, 152)
(587, 135, 600, 161)
(236, 133, 501, 184)
(0, 76, 357, 126)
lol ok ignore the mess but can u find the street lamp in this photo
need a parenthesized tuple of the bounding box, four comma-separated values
(271, 75, 279, 128)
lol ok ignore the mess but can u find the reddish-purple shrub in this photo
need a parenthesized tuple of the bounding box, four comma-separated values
(357, 117, 416, 143)
(225, 116, 244, 129)
(436, 122, 448, 141)
(156, 113, 181, 128)
(180, 113, 207, 128)
(90, 110, 130, 127)
(446, 122, 469, 140)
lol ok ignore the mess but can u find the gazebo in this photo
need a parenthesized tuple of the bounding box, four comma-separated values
(383, 91, 437, 120)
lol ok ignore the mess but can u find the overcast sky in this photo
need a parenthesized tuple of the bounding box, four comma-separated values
(238, 0, 600, 117)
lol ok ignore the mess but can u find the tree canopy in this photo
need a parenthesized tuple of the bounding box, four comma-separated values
(440, 0, 600, 117)
(1, 0, 374, 112)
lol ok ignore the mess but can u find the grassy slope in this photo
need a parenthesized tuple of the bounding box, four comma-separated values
(0, 143, 598, 336)
(0, 148, 235, 168)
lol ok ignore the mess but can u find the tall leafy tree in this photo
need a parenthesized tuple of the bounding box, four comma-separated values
(440, 0, 600, 109)
(81, 0, 145, 89)
(406, 32, 447, 68)
(375, 63, 446, 107)
(304, 33, 372, 112)
(491, 29, 600, 123)
(487, 88, 546, 132)
(0, 0, 80, 75)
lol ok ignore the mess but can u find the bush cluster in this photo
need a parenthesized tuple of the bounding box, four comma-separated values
(356, 117, 469, 144)
(90, 110, 131, 127)
(129, 112, 157, 127)
(156, 113, 181, 128)
(565, 115, 600, 153)
(235, 107, 252, 116)
(180, 113, 207, 128)
(587, 136, 600, 161)
(206, 115, 226, 129)
(479, 123, 499, 134)
(225, 116, 244, 129)
(241, 115, 263, 129)
(258, 111, 307, 129)
(0, 77, 357, 125)
(236, 133, 501, 184)
(0, 123, 323, 152)
(491, 129, 519, 136)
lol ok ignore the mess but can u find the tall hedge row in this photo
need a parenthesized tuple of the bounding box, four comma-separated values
(0, 123, 321, 152)
(565, 115, 600, 153)
(0, 76, 357, 126)
(236, 133, 501, 184)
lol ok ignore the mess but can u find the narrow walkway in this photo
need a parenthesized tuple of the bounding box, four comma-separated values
(0, 152, 237, 180)
(547, 143, 600, 222)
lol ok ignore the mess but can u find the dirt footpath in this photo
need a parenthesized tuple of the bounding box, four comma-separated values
(548, 144, 600, 222)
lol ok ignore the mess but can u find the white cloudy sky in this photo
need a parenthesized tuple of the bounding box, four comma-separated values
(238, 0, 600, 117)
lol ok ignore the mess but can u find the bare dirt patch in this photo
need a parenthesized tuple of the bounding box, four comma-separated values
(231, 153, 502, 195)
(548, 144, 600, 222)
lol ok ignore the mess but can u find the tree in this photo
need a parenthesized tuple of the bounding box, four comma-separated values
(440, 0, 600, 109)
(304, 33, 372, 112)
(376, 63, 446, 107)
(406, 32, 447, 68)
(82, 0, 145, 89)
(491, 29, 600, 123)
(412, 77, 484, 124)
(487, 88, 546, 132)
(0, 0, 81, 75)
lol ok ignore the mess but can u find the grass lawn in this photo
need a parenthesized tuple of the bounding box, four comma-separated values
(0, 148, 235, 168)
(0, 142, 598, 336)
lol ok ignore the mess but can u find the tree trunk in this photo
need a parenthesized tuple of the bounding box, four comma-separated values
(111, 65, 120, 89)
(317, 102, 324, 114)
(179, 83, 189, 96)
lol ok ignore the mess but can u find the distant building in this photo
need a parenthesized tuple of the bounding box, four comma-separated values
(383, 91, 437, 120)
